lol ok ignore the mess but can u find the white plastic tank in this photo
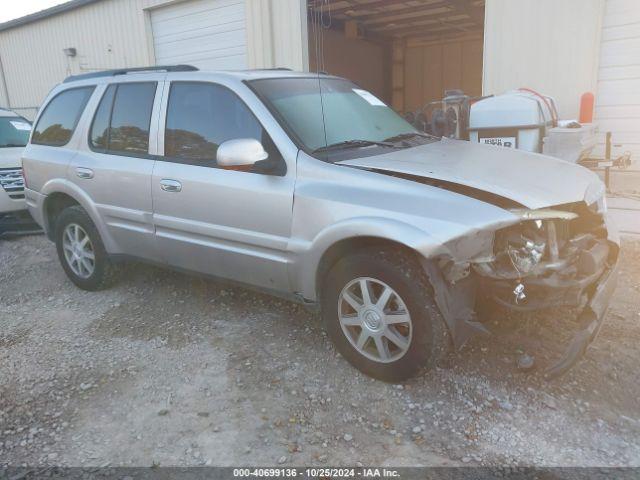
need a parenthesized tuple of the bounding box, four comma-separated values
(543, 123, 598, 163)
(468, 90, 556, 152)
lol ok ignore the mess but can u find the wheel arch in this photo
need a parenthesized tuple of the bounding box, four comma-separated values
(315, 237, 421, 300)
(40, 179, 116, 251)
(42, 192, 80, 240)
(292, 217, 447, 302)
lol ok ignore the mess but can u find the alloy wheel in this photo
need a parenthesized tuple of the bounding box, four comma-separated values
(62, 223, 95, 279)
(338, 277, 413, 363)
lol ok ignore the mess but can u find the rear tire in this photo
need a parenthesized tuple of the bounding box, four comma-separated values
(321, 248, 450, 382)
(55, 205, 118, 291)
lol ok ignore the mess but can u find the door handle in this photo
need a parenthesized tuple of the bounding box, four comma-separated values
(76, 167, 94, 179)
(160, 179, 182, 192)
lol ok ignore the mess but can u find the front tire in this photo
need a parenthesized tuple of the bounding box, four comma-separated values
(321, 248, 450, 382)
(55, 205, 118, 291)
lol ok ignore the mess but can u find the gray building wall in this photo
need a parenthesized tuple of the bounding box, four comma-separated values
(0, 0, 307, 119)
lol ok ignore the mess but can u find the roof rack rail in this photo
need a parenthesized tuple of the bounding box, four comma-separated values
(245, 67, 293, 72)
(63, 65, 198, 83)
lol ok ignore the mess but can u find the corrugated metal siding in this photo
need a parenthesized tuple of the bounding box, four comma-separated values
(483, 0, 604, 120)
(594, 0, 640, 163)
(0, 0, 308, 119)
(150, 0, 247, 70)
(269, 0, 308, 70)
(245, 0, 308, 71)
(0, 0, 152, 119)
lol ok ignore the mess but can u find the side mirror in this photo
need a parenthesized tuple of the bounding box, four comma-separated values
(217, 138, 268, 168)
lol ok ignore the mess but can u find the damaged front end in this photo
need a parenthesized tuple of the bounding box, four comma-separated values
(425, 202, 619, 378)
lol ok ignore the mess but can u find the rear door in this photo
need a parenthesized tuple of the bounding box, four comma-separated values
(151, 80, 295, 292)
(69, 79, 164, 261)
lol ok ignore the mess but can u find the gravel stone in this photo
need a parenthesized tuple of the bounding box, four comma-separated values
(1, 235, 639, 468)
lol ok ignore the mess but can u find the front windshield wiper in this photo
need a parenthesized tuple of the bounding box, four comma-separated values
(383, 132, 436, 143)
(0, 144, 26, 148)
(312, 139, 396, 154)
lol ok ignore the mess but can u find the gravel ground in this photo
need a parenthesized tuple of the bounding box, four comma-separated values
(1, 234, 639, 468)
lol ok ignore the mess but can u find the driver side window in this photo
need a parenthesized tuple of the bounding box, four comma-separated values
(164, 82, 281, 171)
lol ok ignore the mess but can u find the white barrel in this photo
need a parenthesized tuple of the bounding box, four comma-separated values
(468, 90, 555, 153)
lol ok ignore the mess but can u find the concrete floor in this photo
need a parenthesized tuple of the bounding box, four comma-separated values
(608, 195, 640, 238)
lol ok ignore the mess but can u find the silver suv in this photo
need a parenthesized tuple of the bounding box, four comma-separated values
(23, 66, 619, 381)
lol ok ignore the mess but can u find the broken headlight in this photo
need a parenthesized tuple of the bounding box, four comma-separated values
(493, 220, 547, 276)
(589, 195, 607, 215)
(585, 181, 607, 214)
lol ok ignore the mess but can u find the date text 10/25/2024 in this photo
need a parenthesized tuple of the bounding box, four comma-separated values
(233, 468, 401, 478)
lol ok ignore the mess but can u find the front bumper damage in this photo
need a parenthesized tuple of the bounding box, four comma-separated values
(423, 204, 619, 378)
(544, 259, 618, 377)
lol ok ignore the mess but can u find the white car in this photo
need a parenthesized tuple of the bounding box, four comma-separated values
(0, 108, 39, 237)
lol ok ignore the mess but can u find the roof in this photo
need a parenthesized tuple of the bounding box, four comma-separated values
(61, 65, 338, 85)
(229, 69, 334, 80)
(0, 0, 101, 33)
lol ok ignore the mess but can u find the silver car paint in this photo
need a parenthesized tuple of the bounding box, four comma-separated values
(67, 80, 165, 262)
(23, 70, 617, 305)
(289, 150, 522, 300)
(338, 137, 604, 210)
(150, 73, 300, 291)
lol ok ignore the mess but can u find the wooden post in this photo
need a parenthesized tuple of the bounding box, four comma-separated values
(391, 39, 405, 113)
(604, 131, 612, 191)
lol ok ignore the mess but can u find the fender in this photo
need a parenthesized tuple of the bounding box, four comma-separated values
(289, 216, 449, 301)
(39, 178, 119, 253)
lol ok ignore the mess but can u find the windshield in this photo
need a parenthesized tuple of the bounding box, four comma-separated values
(0, 116, 31, 148)
(250, 77, 434, 160)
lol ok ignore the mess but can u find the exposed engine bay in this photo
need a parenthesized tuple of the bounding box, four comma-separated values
(424, 201, 619, 378)
(474, 204, 614, 313)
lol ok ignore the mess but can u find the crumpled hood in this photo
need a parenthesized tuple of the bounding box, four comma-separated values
(338, 138, 604, 210)
(0, 147, 24, 169)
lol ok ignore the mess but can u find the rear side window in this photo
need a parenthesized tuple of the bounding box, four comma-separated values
(32, 87, 94, 146)
(89, 82, 156, 156)
(165, 82, 266, 165)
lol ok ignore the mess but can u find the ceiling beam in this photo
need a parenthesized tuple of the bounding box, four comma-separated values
(310, 0, 422, 16)
(446, 0, 484, 26)
(389, 21, 481, 38)
(307, 0, 485, 41)
(351, 1, 452, 20)
(370, 11, 472, 32)
(308, 0, 484, 20)
(363, 6, 467, 26)
(404, 31, 483, 47)
(404, 29, 480, 41)
(308, 11, 390, 45)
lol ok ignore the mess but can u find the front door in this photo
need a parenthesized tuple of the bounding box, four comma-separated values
(151, 81, 294, 292)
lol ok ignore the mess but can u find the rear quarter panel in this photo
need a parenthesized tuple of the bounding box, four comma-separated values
(22, 82, 103, 236)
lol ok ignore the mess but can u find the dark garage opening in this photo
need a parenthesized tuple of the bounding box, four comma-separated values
(307, 0, 485, 117)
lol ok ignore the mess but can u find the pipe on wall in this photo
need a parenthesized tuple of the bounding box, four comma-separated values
(0, 53, 11, 109)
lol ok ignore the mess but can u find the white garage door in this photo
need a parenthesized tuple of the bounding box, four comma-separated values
(595, 0, 640, 164)
(150, 0, 247, 71)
